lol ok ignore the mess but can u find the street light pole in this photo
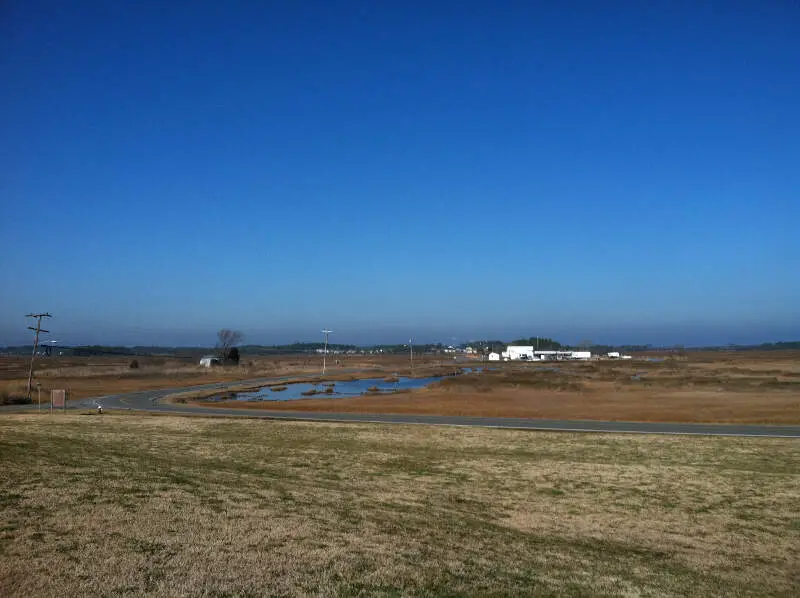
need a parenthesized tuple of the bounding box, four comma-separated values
(321, 329, 332, 376)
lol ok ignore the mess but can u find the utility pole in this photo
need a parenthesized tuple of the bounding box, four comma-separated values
(321, 329, 332, 376)
(409, 337, 414, 376)
(26, 313, 52, 400)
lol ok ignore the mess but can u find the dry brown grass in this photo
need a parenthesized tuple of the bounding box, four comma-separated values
(0, 354, 447, 403)
(3, 414, 800, 596)
(205, 386, 800, 423)
(1, 414, 798, 596)
(4, 352, 800, 425)
(192, 353, 800, 424)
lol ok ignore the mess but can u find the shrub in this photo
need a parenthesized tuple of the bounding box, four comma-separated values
(129, 359, 139, 369)
(1, 392, 32, 405)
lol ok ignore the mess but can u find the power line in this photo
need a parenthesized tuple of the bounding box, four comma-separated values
(26, 313, 52, 400)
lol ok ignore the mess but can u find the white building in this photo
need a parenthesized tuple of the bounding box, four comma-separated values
(504, 347, 591, 361)
(488, 352, 501, 361)
(607, 351, 620, 359)
(505, 346, 535, 360)
(199, 355, 221, 367)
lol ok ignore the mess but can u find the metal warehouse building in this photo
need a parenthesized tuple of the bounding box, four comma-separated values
(502, 346, 592, 361)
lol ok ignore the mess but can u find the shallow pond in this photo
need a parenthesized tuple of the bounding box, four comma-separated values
(208, 368, 483, 402)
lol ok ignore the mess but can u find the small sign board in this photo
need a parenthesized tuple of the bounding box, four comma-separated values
(51, 389, 66, 410)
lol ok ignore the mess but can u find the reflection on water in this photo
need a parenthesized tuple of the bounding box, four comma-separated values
(207, 366, 490, 402)
(209, 375, 442, 402)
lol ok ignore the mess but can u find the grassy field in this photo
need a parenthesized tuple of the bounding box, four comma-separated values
(195, 352, 800, 424)
(1, 414, 798, 596)
(0, 354, 448, 403)
(4, 351, 800, 423)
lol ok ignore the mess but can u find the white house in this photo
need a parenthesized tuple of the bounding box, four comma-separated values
(488, 352, 501, 361)
(570, 351, 592, 360)
(607, 351, 620, 359)
(199, 355, 221, 367)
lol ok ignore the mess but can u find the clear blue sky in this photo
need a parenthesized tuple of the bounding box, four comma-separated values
(1, 1, 798, 347)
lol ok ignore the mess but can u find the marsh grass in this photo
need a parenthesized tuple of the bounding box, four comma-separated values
(1, 415, 798, 597)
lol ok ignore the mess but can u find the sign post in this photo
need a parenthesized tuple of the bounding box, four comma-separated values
(51, 389, 66, 413)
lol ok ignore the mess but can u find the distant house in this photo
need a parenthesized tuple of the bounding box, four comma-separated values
(488, 352, 501, 361)
(199, 355, 221, 367)
(607, 352, 620, 359)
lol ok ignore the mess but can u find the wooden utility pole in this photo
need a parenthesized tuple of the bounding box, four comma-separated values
(26, 313, 52, 400)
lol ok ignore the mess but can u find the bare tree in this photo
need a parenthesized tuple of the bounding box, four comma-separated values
(217, 329, 243, 362)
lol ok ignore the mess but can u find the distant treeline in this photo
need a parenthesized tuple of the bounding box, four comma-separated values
(0, 345, 213, 357)
(1, 340, 798, 357)
(469, 339, 655, 354)
(702, 341, 800, 351)
(239, 343, 360, 355)
(508, 337, 563, 350)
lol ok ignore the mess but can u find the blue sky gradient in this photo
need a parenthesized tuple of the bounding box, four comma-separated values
(1, 1, 798, 346)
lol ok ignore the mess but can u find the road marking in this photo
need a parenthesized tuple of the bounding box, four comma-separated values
(96, 406, 800, 438)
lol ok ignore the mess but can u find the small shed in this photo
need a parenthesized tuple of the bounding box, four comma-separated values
(488, 352, 501, 361)
(199, 355, 221, 367)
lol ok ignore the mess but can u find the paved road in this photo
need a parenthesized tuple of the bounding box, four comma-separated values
(5, 376, 800, 437)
